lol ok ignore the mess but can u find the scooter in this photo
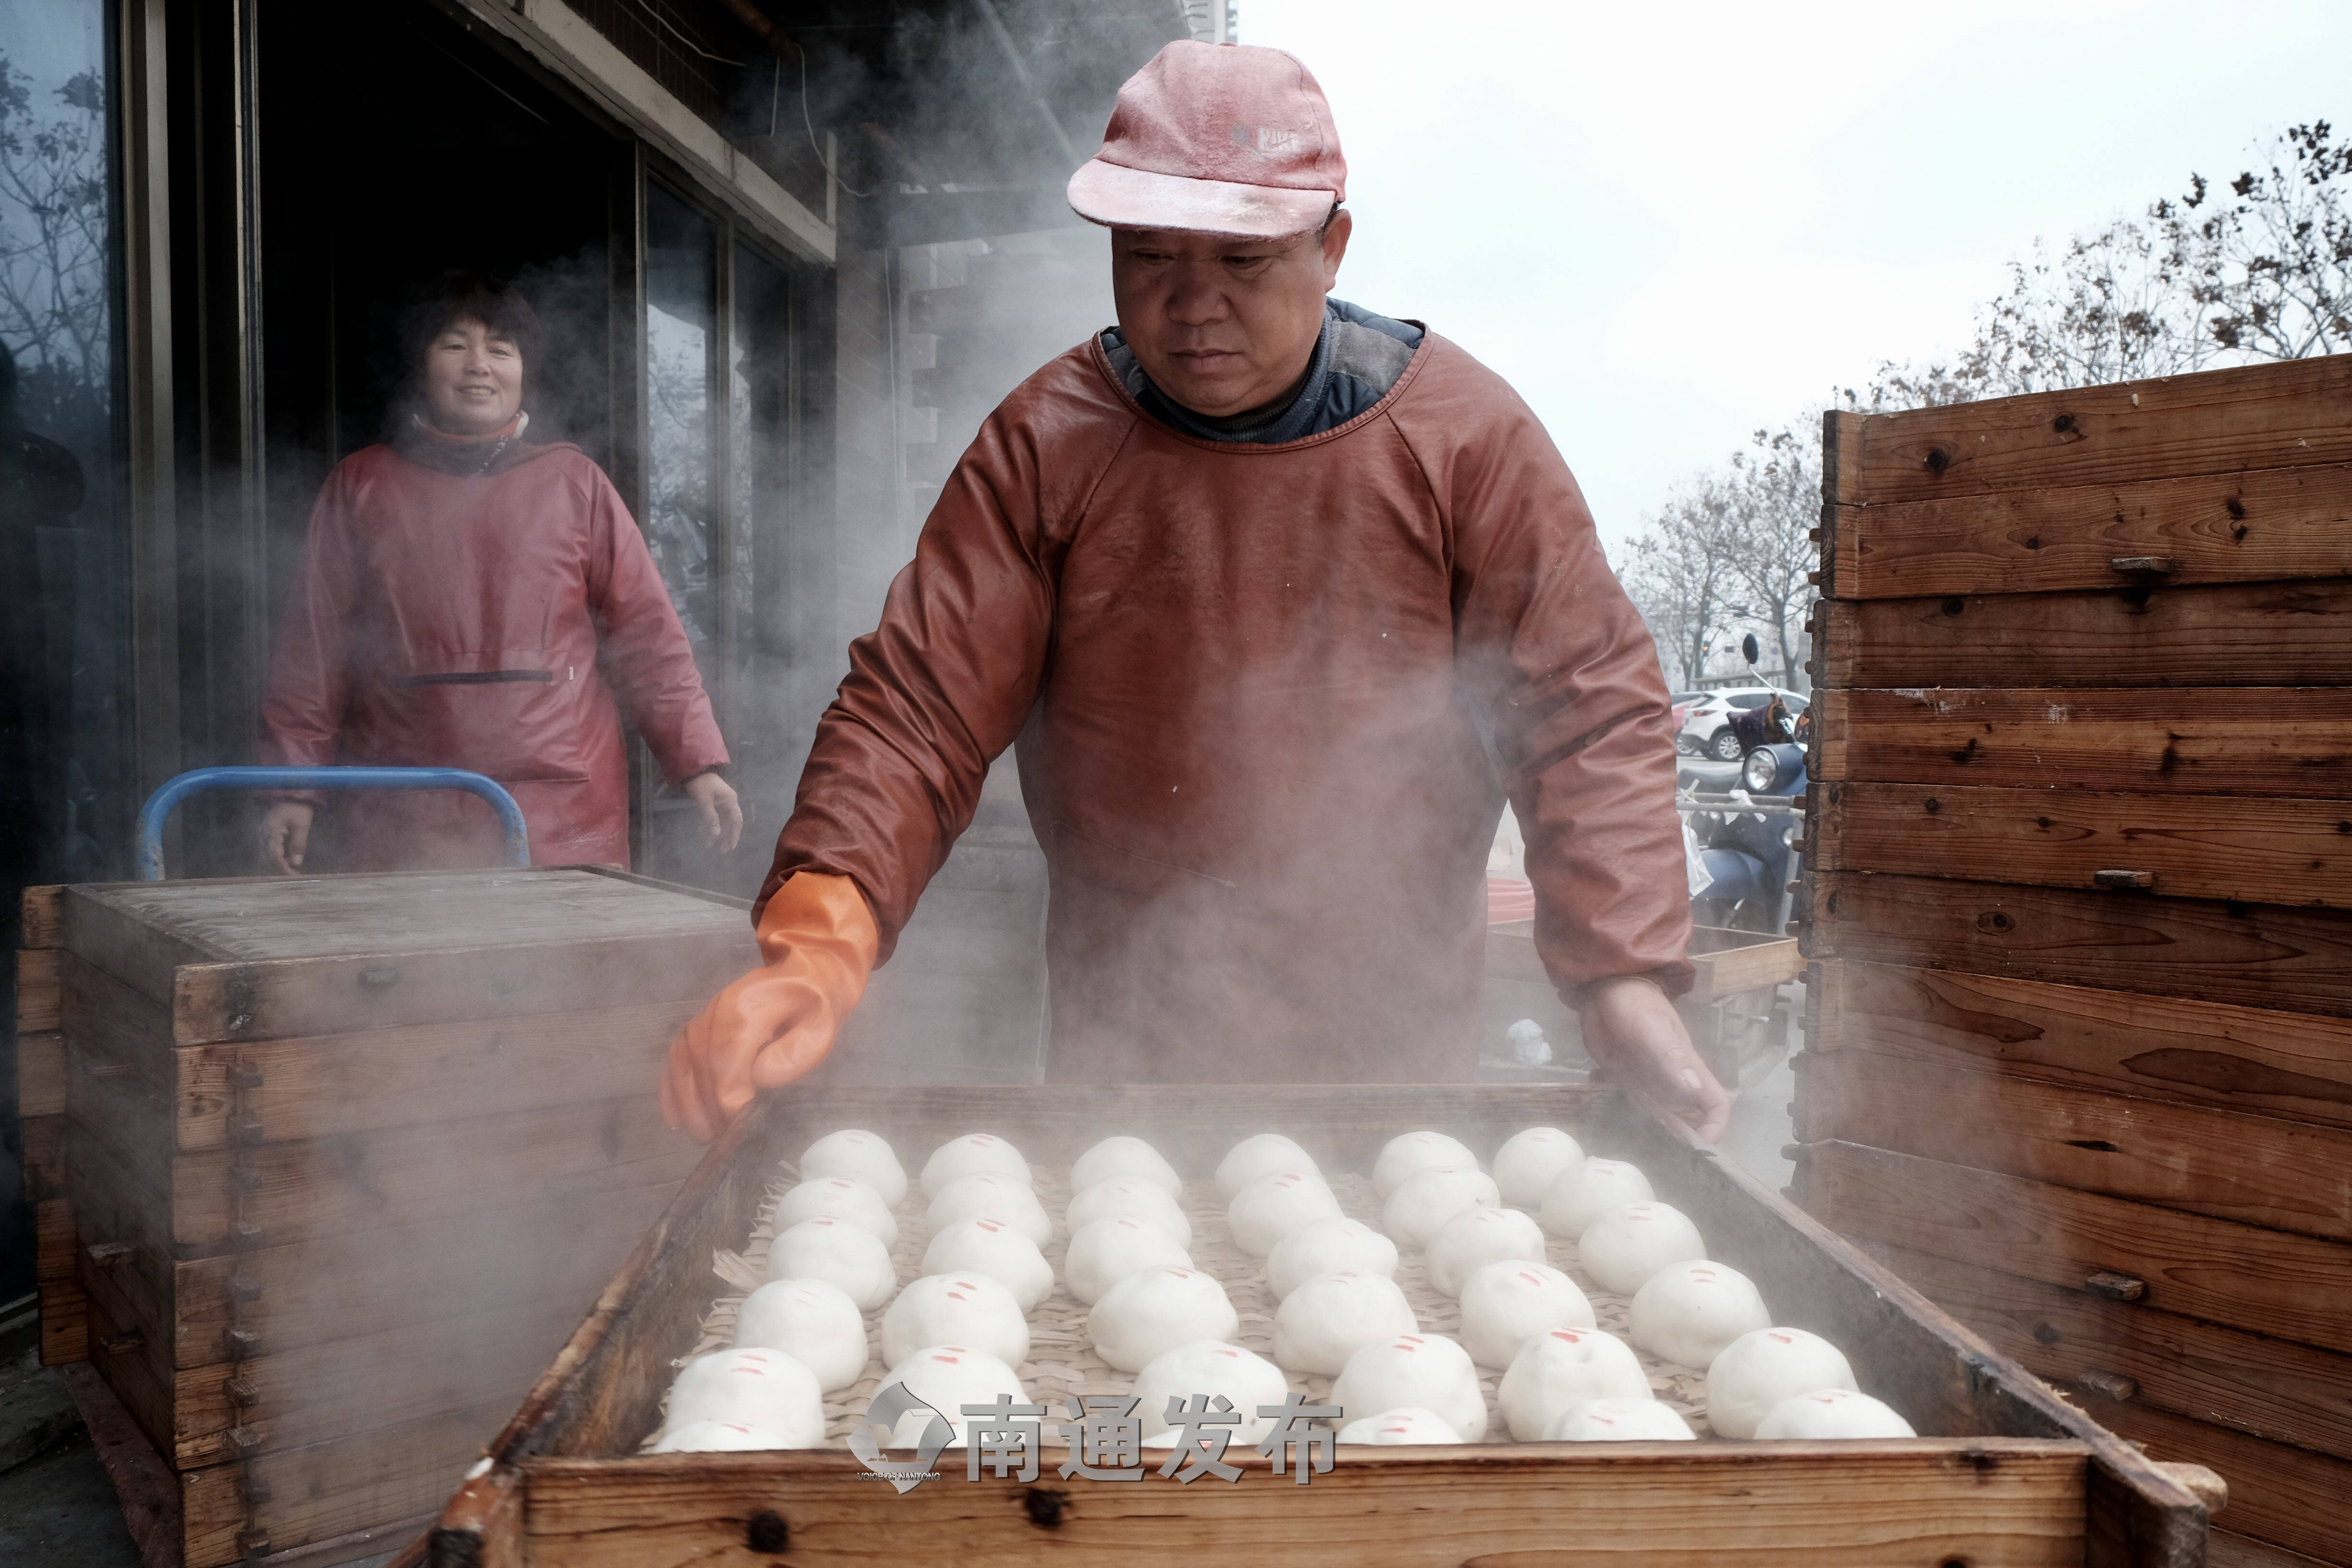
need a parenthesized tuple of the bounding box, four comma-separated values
(1678, 635, 1806, 934)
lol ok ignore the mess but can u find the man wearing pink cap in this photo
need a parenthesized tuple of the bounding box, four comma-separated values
(663, 42, 1724, 1142)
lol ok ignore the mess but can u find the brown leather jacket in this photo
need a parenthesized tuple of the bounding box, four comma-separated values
(762, 330, 1692, 1081)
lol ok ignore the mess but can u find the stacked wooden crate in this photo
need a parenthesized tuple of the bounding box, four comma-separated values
(27, 867, 751, 1567)
(1792, 356, 2352, 1568)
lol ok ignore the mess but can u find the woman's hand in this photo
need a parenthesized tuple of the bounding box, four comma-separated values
(682, 770, 743, 854)
(259, 801, 317, 874)
(1578, 975, 1731, 1143)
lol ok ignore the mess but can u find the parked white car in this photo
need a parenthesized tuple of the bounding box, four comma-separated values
(1676, 686, 1808, 761)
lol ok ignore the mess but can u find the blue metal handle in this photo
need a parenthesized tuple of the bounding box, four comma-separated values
(136, 766, 530, 881)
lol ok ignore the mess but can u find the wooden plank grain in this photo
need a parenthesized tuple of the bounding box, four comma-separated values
(1847, 354, 2352, 504)
(1831, 461, 2352, 599)
(2210, 1530, 2342, 1568)
(17, 1029, 64, 1117)
(518, 1444, 2090, 1568)
(21, 883, 64, 948)
(1816, 782, 2352, 908)
(173, 997, 701, 1152)
(1802, 1140, 2352, 1356)
(1811, 872, 2352, 1018)
(2077, 1391, 2352, 1567)
(1814, 961, 2352, 1131)
(16, 946, 60, 1032)
(1816, 580, 2352, 690)
(1863, 1239, 2352, 1463)
(1799, 1049, 2352, 1242)
(1814, 687, 2352, 795)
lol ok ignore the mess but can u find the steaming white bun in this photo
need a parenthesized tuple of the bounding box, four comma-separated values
(1576, 1202, 1706, 1296)
(1498, 1326, 1651, 1440)
(1132, 1341, 1289, 1445)
(1492, 1127, 1586, 1209)
(1382, 1167, 1502, 1251)
(922, 1218, 1054, 1311)
(1372, 1130, 1481, 1199)
(1070, 1135, 1183, 1197)
(926, 1172, 1053, 1246)
(651, 1419, 788, 1453)
(882, 1272, 1031, 1369)
(1335, 1407, 1464, 1445)
(1539, 1157, 1655, 1238)
(1063, 1215, 1194, 1305)
(1227, 1169, 1344, 1256)
(1266, 1216, 1399, 1300)
(1066, 1177, 1194, 1248)
(1271, 1271, 1421, 1376)
(1629, 1261, 1771, 1371)
(733, 1277, 870, 1391)
(919, 1133, 1032, 1197)
(872, 1344, 1029, 1447)
(775, 1176, 899, 1245)
(1089, 1265, 1241, 1373)
(767, 1217, 897, 1310)
(1425, 1207, 1550, 1297)
(1705, 1328, 1858, 1439)
(1215, 1134, 1319, 1199)
(798, 1129, 907, 1207)
(1330, 1333, 1488, 1443)
(1544, 1397, 1696, 1442)
(1457, 1260, 1596, 1368)
(662, 1348, 825, 1446)
(1753, 1387, 1915, 1440)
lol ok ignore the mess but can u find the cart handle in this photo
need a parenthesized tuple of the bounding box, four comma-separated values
(136, 766, 530, 880)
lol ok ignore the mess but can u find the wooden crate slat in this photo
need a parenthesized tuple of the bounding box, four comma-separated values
(16, 945, 60, 1031)
(1845, 354, 2352, 505)
(182, 1396, 515, 1568)
(1801, 1140, 2352, 1357)
(1815, 782, 2352, 908)
(85, 1271, 178, 1463)
(1828, 462, 2352, 599)
(21, 883, 64, 948)
(170, 1178, 682, 1371)
(1814, 580, 2352, 690)
(2210, 1528, 2343, 1568)
(1799, 1049, 2352, 1243)
(1863, 1239, 2352, 1463)
(1810, 872, 2352, 1018)
(2077, 1389, 2352, 1568)
(1813, 962, 2352, 1132)
(514, 1444, 2091, 1568)
(1813, 687, 2352, 795)
(176, 997, 702, 1152)
(17, 1029, 64, 1117)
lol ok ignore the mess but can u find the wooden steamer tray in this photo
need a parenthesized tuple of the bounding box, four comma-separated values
(409, 1084, 2212, 1567)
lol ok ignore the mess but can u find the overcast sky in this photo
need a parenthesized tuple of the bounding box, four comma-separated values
(1241, 0, 2352, 552)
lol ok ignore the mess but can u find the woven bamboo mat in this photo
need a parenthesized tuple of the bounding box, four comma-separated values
(656, 1151, 1717, 1450)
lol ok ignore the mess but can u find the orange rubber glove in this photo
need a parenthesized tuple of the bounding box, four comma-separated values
(660, 871, 879, 1142)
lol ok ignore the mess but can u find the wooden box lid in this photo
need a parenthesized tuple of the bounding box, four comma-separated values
(62, 868, 755, 1046)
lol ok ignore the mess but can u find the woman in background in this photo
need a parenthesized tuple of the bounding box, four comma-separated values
(258, 272, 739, 871)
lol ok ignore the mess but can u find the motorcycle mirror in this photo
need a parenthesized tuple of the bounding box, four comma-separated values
(1740, 632, 1761, 667)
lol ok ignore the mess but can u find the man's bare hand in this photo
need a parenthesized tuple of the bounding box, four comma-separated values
(1578, 975, 1731, 1144)
(259, 801, 316, 874)
(682, 771, 743, 854)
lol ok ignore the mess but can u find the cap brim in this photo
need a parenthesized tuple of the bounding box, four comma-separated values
(1067, 158, 1334, 239)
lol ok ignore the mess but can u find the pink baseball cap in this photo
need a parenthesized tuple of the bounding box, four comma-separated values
(1067, 41, 1346, 239)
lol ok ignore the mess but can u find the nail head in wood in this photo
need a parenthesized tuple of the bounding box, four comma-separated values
(2084, 1270, 2147, 1302)
(227, 1326, 265, 1357)
(2093, 869, 2155, 890)
(229, 1425, 262, 1453)
(2108, 555, 2179, 574)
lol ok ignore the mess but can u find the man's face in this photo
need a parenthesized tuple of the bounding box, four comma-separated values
(1110, 211, 1352, 418)
(423, 316, 524, 436)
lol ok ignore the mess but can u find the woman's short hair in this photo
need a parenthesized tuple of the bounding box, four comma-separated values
(404, 270, 540, 377)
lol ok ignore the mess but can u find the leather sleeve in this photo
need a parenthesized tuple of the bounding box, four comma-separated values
(1402, 360, 1696, 1002)
(586, 468, 731, 784)
(757, 394, 1089, 953)
(257, 466, 363, 799)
